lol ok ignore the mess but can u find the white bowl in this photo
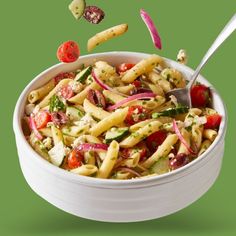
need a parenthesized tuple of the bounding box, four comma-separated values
(13, 52, 227, 222)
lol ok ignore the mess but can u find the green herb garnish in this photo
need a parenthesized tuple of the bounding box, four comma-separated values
(49, 95, 65, 112)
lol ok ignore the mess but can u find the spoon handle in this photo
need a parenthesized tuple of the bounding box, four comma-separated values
(187, 14, 236, 89)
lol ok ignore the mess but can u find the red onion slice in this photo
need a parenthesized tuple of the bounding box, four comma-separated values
(76, 143, 108, 152)
(92, 70, 128, 97)
(173, 119, 196, 155)
(29, 114, 43, 140)
(140, 9, 162, 49)
(107, 92, 156, 111)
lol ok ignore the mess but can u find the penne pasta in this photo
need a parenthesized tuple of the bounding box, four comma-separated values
(97, 141, 119, 178)
(198, 140, 212, 156)
(83, 99, 110, 120)
(90, 107, 129, 137)
(87, 24, 128, 52)
(203, 129, 218, 142)
(122, 55, 164, 83)
(142, 134, 178, 168)
(119, 121, 162, 148)
(71, 164, 98, 176)
(28, 79, 55, 104)
(191, 125, 203, 151)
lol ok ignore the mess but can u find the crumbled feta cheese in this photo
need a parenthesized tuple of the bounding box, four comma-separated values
(177, 49, 188, 64)
(74, 113, 97, 128)
(69, 81, 84, 93)
(72, 135, 87, 148)
(48, 141, 65, 166)
(184, 115, 207, 128)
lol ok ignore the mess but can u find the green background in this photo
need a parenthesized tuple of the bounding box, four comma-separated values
(1, 0, 236, 235)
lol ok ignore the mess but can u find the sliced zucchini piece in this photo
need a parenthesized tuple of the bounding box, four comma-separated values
(105, 127, 129, 143)
(152, 106, 189, 118)
(75, 66, 92, 83)
(69, 0, 86, 20)
(66, 106, 84, 121)
(149, 157, 170, 175)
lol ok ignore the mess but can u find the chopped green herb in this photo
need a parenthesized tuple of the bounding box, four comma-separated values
(49, 95, 65, 112)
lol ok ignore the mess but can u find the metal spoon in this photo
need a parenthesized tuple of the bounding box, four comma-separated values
(166, 14, 236, 107)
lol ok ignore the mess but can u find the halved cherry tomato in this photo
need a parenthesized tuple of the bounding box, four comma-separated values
(68, 149, 84, 169)
(58, 85, 74, 99)
(34, 111, 51, 129)
(125, 105, 149, 125)
(146, 130, 167, 152)
(190, 84, 211, 107)
(117, 63, 135, 74)
(204, 114, 222, 129)
(54, 72, 76, 85)
(57, 40, 80, 63)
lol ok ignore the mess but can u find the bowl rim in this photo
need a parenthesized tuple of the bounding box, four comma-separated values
(13, 51, 227, 188)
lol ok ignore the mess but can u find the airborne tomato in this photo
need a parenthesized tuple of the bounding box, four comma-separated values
(190, 84, 211, 107)
(68, 149, 84, 169)
(146, 130, 167, 152)
(34, 111, 51, 129)
(125, 105, 149, 125)
(117, 63, 135, 74)
(204, 114, 222, 129)
(57, 40, 80, 63)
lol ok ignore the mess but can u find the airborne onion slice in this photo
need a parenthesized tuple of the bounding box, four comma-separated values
(140, 9, 162, 49)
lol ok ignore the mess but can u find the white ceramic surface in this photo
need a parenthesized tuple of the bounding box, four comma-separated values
(13, 52, 227, 222)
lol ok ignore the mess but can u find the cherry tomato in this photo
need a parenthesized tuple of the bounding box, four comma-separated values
(132, 80, 142, 88)
(146, 130, 167, 152)
(190, 84, 211, 107)
(54, 72, 76, 85)
(57, 41, 80, 63)
(68, 149, 84, 169)
(125, 105, 149, 125)
(204, 114, 222, 129)
(34, 111, 51, 129)
(117, 63, 135, 74)
(58, 85, 74, 99)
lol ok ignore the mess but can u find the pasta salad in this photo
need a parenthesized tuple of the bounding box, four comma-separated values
(23, 54, 222, 179)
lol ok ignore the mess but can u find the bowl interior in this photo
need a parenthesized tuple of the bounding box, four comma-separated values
(13, 51, 227, 188)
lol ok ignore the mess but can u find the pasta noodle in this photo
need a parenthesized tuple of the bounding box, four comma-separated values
(97, 141, 119, 179)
